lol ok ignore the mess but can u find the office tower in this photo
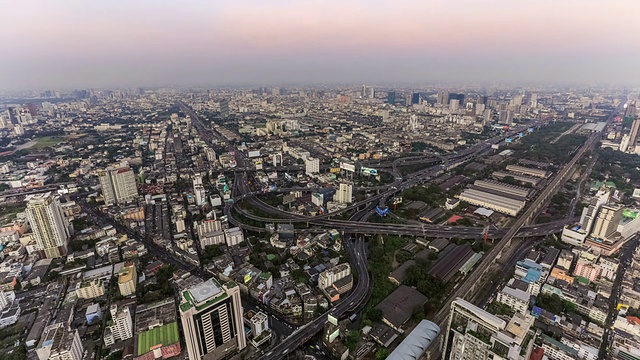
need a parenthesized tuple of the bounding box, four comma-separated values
(180, 279, 246, 359)
(483, 109, 492, 123)
(369, 87, 375, 99)
(36, 323, 84, 360)
(437, 91, 450, 105)
(499, 110, 513, 125)
(411, 93, 420, 104)
(511, 94, 523, 106)
(387, 91, 396, 105)
(449, 93, 465, 105)
(479, 95, 489, 105)
(335, 183, 353, 204)
(624, 103, 637, 120)
(26, 192, 70, 259)
(449, 99, 460, 111)
(591, 203, 623, 239)
(104, 304, 133, 346)
(98, 167, 138, 205)
(361, 85, 367, 97)
(628, 118, 640, 152)
(405, 94, 412, 106)
(118, 262, 137, 296)
(305, 157, 320, 175)
(220, 98, 230, 118)
(443, 298, 508, 360)
(529, 93, 537, 108)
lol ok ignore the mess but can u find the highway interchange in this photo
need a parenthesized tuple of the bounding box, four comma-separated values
(178, 102, 621, 359)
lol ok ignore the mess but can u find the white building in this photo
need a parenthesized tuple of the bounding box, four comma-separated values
(197, 219, 226, 247)
(104, 304, 133, 346)
(25, 192, 70, 259)
(318, 263, 351, 289)
(305, 157, 320, 175)
(37, 323, 84, 360)
(249, 311, 269, 337)
(75, 279, 105, 299)
(335, 183, 353, 204)
(497, 286, 530, 315)
(225, 227, 244, 247)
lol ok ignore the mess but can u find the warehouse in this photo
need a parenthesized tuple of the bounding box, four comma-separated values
(506, 165, 549, 178)
(492, 171, 541, 186)
(473, 179, 532, 198)
(429, 243, 476, 283)
(458, 188, 526, 216)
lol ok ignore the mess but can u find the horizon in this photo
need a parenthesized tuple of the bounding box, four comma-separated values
(1, 0, 639, 90)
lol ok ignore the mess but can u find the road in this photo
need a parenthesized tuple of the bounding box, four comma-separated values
(599, 236, 639, 359)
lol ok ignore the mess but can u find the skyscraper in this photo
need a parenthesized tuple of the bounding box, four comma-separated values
(335, 183, 353, 204)
(437, 91, 449, 105)
(411, 93, 420, 104)
(180, 279, 246, 359)
(220, 98, 230, 118)
(25, 192, 70, 259)
(628, 117, 640, 153)
(443, 298, 507, 360)
(98, 167, 138, 205)
(591, 203, 623, 240)
(387, 91, 396, 105)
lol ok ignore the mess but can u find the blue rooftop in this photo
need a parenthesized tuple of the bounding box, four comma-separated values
(523, 268, 542, 283)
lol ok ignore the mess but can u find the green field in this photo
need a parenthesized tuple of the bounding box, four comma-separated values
(31, 136, 63, 149)
(137, 322, 179, 355)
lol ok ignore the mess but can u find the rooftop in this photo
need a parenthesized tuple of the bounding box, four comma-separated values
(136, 322, 179, 356)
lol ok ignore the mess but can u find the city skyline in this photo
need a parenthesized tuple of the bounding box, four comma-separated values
(2, 0, 640, 90)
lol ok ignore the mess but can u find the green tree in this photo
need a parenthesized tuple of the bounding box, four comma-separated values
(368, 308, 383, 321)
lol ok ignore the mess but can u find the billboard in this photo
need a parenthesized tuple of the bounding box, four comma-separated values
(505, 138, 512, 143)
(340, 161, 356, 172)
(623, 209, 638, 219)
(328, 329, 340, 343)
(361, 167, 378, 176)
(330, 167, 341, 173)
(248, 150, 261, 158)
(328, 314, 338, 326)
(376, 206, 389, 217)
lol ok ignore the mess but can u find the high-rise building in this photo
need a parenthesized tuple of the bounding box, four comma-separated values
(628, 118, 640, 152)
(443, 298, 508, 360)
(529, 93, 538, 108)
(180, 279, 246, 359)
(591, 203, 623, 239)
(98, 167, 138, 205)
(449, 99, 460, 111)
(369, 87, 375, 99)
(335, 183, 353, 204)
(387, 91, 396, 105)
(411, 93, 420, 104)
(104, 304, 133, 346)
(25, 192, 70, 259)
(437, 91, 450, 105)
(305, 157, 320, 175)
(361, 85, 367, 97)
(118, 262, 137, 297)
(220, 98, 230, 118)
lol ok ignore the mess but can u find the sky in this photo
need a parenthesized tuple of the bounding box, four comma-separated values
(1, 0, 639, 90)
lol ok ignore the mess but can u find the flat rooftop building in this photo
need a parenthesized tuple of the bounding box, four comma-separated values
(459, 188, 526, 216)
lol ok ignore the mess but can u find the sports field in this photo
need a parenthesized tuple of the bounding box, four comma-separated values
(137, 322, 180, 355)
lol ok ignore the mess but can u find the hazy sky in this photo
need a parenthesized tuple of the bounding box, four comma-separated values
(1, 0, 639, 90)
